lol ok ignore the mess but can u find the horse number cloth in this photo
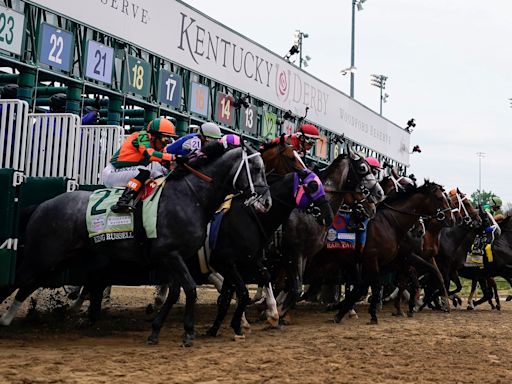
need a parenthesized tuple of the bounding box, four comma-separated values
(326, 212, 368, 251)
(86, 179, 165, 243)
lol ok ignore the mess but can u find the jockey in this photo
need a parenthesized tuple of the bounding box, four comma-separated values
(49, 92, 99, 124)
(365, 156, 383, 181)
(165, 122, 222, 156)
(103, 117, 178, 213)
(271, 123, 320, 158)
(471, 197, 502, 264)
(489, 196, 503, 221)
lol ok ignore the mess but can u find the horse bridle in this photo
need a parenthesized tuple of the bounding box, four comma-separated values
(451, 190, 478, 226)
(184, 147, 269, 207)
(382, 199, 453, 223)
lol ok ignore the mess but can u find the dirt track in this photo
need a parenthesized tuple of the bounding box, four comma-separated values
(1, 286, 511, 384)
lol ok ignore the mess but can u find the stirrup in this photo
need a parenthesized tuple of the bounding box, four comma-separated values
(111, 201, 135, 213)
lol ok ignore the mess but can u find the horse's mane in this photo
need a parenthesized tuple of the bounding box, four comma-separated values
(383, 179, 440, 204)
(260, 140, 281, 151)
(318, 154, 347, 180)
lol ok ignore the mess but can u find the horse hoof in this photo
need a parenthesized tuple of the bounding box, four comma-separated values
(407, 312, 414, 318)
(266, 315, 279, 328)
(496, 306, 501, 311)
(233, 334, 246, 341)
(279, 313, 292, 326)
(466, 306, 474, 311)
(334, 314, 343, 324)
(392, 311, 405, 317)
(146, 335, 159, 345)
(0, 317, 10, 327)
(182, 333, 195, 347)
(368, 318, 378, 325)
(506, 295, 512, 302)
(205, 328, 219, 337)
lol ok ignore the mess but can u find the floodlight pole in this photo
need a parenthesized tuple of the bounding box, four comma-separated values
(476, 151, 485, 205)
(350, 0, 356, 97)
(299, 32, 303, 69)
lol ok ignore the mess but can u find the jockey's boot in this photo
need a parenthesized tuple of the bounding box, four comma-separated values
(110, 187, 139, 213)
(111, 169, 150, 213)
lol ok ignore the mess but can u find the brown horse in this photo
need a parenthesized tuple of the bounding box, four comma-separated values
(391, 188, 476, 316)
(332, 181, 454, 324)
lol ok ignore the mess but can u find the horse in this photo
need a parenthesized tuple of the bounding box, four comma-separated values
(275, 147, 385, 318)
(389, 188, 476, 316)
(0, 142, 271, 347)
(298, 165, 416, 307)
(147, 139, 323, 343)
(332, 180, 454, 324)
(436, 211, 512, 312)
(196, 170, 332, 340)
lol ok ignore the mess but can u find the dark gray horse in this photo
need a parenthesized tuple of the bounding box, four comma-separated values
(435, 212, 512, 309)
(0, 143, 271, 346)
(276, 148, 385, 317)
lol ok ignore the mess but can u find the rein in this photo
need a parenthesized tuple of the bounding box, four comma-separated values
(382, 201, 452, 222)
(183, 163, 213, 183)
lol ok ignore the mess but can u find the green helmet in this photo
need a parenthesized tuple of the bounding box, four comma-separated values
(490, 196, 502, 208)
(199, 122, 222, 139)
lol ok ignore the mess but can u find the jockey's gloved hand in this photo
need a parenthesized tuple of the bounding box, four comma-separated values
(485, 226, 494, 234)
(176, 156, 189, 165)
(161, 160, 171, 169)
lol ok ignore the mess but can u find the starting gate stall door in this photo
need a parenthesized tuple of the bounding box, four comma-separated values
(0, 169, 20, 285)
(25, 113, 80, 191)
(77, 125, 123, 187)
(0, 99, 29, 172)
(0, 99, 27, 285)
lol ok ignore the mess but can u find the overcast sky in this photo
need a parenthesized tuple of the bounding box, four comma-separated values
(184, 0, 512, 205)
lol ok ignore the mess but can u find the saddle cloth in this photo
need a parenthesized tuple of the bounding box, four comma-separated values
(85, 178, 165, 243)
(197, 194, 234, 274)
(326, 212, 368, 251)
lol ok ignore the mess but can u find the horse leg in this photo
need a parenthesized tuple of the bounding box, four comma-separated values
(368, 280, 381, 325)
(490, 278, 500, 310)
(407, 269, 420, 317)
(87, 285, 106, 324)
(230, 281, 250, 339)
(467, 279, 478, 310)
(474, 278, 493, 308)
(164, 256, 197, 347)
(147, 282, 180, 345)
(207, 272, 224, 293)
(154, 284, 169, 308)
(0, 284, 38, 326)
(206, 281, 234, 337)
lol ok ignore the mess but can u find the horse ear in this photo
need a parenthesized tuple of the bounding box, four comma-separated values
(279, 133, 286, 147)
(347, 145, 359, 160)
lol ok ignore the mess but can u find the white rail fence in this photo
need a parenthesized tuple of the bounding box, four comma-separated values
(0, 99, 29, 172)
(77, 125, 123, 185)
(0, 101, 124, 188)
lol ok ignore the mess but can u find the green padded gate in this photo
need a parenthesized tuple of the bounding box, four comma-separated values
(0, 169, 22, 285)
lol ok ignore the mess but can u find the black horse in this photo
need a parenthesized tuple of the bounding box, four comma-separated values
(436, 212, 512, 309)
(0, 143, 271, 346)
(149, 170, 333, 342)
